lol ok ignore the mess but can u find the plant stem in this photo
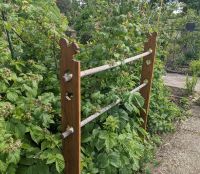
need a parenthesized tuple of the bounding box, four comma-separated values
(53, 34, 59, 80)
(1, 11, 15, 59)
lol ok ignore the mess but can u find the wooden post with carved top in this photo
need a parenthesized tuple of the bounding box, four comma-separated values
(59, 38, 81, 174)
(140, 32, 157, 130)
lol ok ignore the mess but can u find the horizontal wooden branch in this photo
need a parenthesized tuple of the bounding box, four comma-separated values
(80, 82, 148, 128)
(80, 50, 152, 78)
(130, 82, 147, 94)
(63, 50, 152, 82)
(61, 82, 148, 138)
(62, 127, 74, 139)
(80, 99, 121, 127)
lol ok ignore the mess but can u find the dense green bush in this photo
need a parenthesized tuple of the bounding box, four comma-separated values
(0, 1, 67, 173)
(165, 9, 200, 69)
(0, 0, 182, 174)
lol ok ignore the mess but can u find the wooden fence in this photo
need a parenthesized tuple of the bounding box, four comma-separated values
(59, 32, 157, 174)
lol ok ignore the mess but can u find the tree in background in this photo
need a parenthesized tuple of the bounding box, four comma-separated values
(180, 0, 200, 13)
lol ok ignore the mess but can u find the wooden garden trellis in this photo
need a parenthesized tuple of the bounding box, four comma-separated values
(59, 32, 157, 174)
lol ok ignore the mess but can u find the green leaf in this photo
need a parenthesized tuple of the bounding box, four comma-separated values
(124, 102, 133, 112)
(132, 92, 144, 108)
(15, 123, 26, 138)
(7, 91, 18, 102)
(22, 84, 38, 98)
(7, 149, 20, 164)
(0, 82, 7, 92)
(4, 22, 12, 31)
(95, 138, 105, 151)
(97, 153, 109, 168)
(41, 141, 49, 151)
(29, 126, 44, 144)
(6, 121, 26, 138)
(6, 163, 17, 174)
(104, 134, 117, 151)
(16, 162, 50, 174)
(132, 105, 140, 114)
(55, 154, 64, 173)
(109, 152, 121, 168)
(114, 53, 120, 58)
(0, 160, 6, 173)
(41, 113, 54, 127)
(19, 158, 36, 166)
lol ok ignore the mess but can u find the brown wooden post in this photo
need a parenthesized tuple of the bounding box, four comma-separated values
(59, 38, 81, 174)
(140, 32, 157, 130)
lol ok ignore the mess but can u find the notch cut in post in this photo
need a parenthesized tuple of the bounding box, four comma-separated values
(60, 38, 81, 174)
(140, 32, 157, 130)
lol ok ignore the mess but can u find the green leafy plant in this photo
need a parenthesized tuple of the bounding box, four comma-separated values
(0, 1, 66, 173)
(185, 75, 198, 95)
(180, 97, 190, 110)
(0, 0, 183, 173)
(190, 60, 200, 76)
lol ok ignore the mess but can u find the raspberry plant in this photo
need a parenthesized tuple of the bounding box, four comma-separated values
(0, 0, 182, 174)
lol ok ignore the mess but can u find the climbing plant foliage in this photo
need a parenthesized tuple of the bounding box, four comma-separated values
(0, 0, 182, 174)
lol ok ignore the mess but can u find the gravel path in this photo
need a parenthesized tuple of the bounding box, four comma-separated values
(150, 73, 200, 174)
(151, 105, 200, 174)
